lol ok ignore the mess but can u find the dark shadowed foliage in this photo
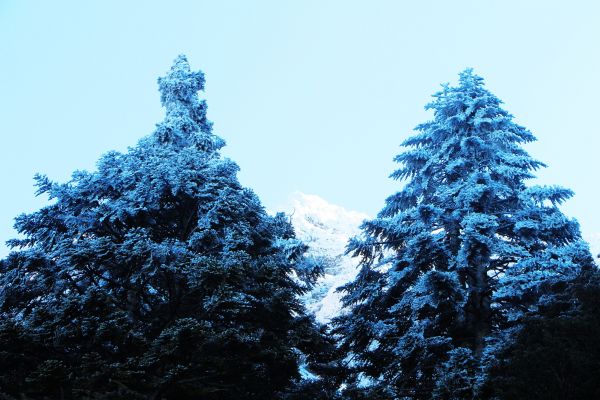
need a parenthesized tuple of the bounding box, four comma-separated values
(484, 265, 600, 400)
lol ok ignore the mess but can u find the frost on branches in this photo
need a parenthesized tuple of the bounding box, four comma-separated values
(333, 69, 594, 399)
(0, 56, 330, 400)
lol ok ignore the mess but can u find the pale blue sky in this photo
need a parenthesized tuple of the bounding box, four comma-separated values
(1, 1, 599, 256)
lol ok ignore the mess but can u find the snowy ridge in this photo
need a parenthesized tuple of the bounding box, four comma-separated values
(283, 192, 368, 323)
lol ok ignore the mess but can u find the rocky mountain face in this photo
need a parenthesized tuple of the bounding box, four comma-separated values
(283, 192, 368, 323)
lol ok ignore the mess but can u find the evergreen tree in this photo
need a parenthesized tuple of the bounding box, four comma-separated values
(0, 55, 326, 399)
(332, 70, 594, 399)
(484, 264, 600, 399)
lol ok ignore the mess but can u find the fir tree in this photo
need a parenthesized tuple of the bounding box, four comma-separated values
(0, 55, 325, 399)
(484, 264, 600, 400)
(333, 70, 594, 399)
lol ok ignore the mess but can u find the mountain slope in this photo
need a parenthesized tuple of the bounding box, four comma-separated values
(283, 192, 368, 323)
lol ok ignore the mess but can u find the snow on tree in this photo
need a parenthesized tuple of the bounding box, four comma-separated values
(332, 69, 595, 399)
(0, 55, 327, 399)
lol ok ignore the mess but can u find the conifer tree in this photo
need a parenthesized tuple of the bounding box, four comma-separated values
(484, 264, 600, 399)
(333, 70, 594, 399)
(0, 55, 325, 399)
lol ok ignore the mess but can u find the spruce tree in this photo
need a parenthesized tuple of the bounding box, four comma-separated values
(333, 70, 594, 399)
(484, 265, 600, 400)
(0, 55, 325, 399)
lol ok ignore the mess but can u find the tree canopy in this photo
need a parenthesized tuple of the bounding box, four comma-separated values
(0, 55, 327, 400)
(333, 69, 595, 399)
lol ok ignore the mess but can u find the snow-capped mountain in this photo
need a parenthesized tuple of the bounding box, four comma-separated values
(283, 192, 368, 323)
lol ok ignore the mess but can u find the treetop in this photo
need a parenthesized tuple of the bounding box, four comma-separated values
(158, 54, 206, 111)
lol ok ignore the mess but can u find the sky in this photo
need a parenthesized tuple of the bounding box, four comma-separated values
(1, 1, 599, 256)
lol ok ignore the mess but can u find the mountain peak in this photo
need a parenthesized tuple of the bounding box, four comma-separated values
(282, 192, 368, 323)
(288, 191, 367, 234)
